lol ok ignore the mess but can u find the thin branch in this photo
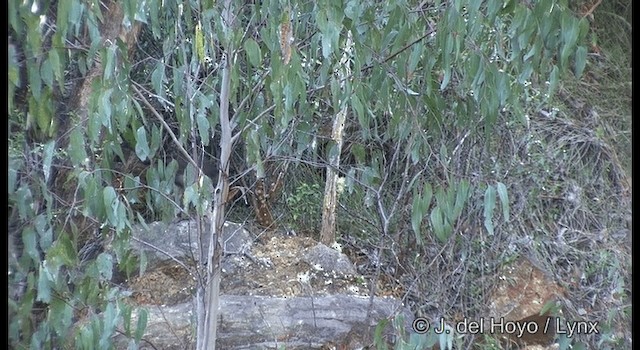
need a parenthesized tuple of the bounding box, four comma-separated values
(231, 104, 275, 145)
(304, 26, 436, 99)
(360, 28, 435, 74)
(230, 68, 271, 129)
(130, 236, 192, 272)
(132, 80, 176, 109)
(131, 83, 201, 174)
(581, 0, 603, 18)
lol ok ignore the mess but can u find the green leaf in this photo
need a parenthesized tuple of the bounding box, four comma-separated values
(411, 183, 433, 245)
(8, 43, 20, 90)
(8, 0, 20, 33)
(327, 142, 340, 162)
(56, 0, 71, 37)
(316, 8, 341, 59)
(409, 331, 438, 348)
(22, 227, 40, 265)
(496, 72, 509, 106)
(440, 66, 451, 91)
(69, 1, 84, 37)
(344, 0, 360, 20)
(523, 39, 540, 62)
(468, 0, 482, 16)
(439, 327, 454, 350)
(150, 124, 162, 157)
(96, 252, 113, 281)
(484, 0, 500, 21)
(28, 60, 42, 100)
(496, 182, 510, 222)
(8, 163, 19, 196)
(135, 126, 150, 161)
(104, 44, 117, 81)
(244, 38, 262, 67)
(483, 185, 496, 235)
(172, 65, 185, 98)
(471, 64, 485, 100)
(435, 186, 451, 217)
(50, 47, 65, 88)
(42, 140, 55, 182)
(151, 60, 165, 97)
(50, 298, 74, 337)
(539, 300, 559, 316)
(40, 58, 54, 88)
(373, 318, 390, 350)
(351, 94, 367, 130)
(103, 186, 120, 228)
(518, 62, 534, 84)
(101, 303, 118, 347)
(573, 45, 588, 78)
(196, 114, 210, 146)
(87, 105, 102, 141)
(423, 183, 433, 210)
(37, 264, 52, 303)
(571, 342, 587, 350)
(79, 325, 93, 349)
(122, 304, 132, 337)
(31, 91, 53, 135)
(15, 187, 34, 219)
(430, 207, 447, 243)
(183, 185, 197, 208)
(133, 0, 147, 23)
(69, 128, 88, 166)
(35, 215, 53, 251)
(52, 234, 78, 266)
(123, 0, 136, 25)
(547, 65, 560, 98)
(466, 53, 480, 84)
(135, 308, 148, 342)
(351, 143, 366, 164)
(149, 0, 160, 37)
(410, 142, 421, 164)
(100, 88, 114, 133)
(454, 180, 470, 217)
(560, 13, 580, 69)
(391, 21, 411, 55)
(49, 298, 74, 338)
(411, 195, 425, 244)
(361, 165, 380, 187)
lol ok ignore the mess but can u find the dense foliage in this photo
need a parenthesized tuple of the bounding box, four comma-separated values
(10, 0, 629, 348)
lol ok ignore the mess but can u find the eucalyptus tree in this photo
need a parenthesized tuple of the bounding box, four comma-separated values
(8, 0, 588, 348)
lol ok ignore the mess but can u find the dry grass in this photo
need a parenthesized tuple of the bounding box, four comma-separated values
(327, 1, 631, 348)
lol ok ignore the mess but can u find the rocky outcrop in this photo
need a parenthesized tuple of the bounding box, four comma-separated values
(114, 220, 413, 349)
(115, 294, 411, 349)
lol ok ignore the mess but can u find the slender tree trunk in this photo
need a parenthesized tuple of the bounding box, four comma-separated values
(319, 115, 345, 245)
(320, 31, 352, 245)
(198, 1, 234, 349)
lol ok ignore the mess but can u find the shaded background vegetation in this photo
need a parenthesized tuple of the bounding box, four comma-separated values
(8, 0, 630, 348)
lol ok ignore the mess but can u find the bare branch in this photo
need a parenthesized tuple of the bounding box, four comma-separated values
(131, 83, 201, 174)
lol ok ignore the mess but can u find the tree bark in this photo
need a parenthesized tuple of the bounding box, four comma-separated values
(198, 1, 234, 349)
(320, 31, 352, 245)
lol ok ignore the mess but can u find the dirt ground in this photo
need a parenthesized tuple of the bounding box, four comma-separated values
(126, 231, 402, 306)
